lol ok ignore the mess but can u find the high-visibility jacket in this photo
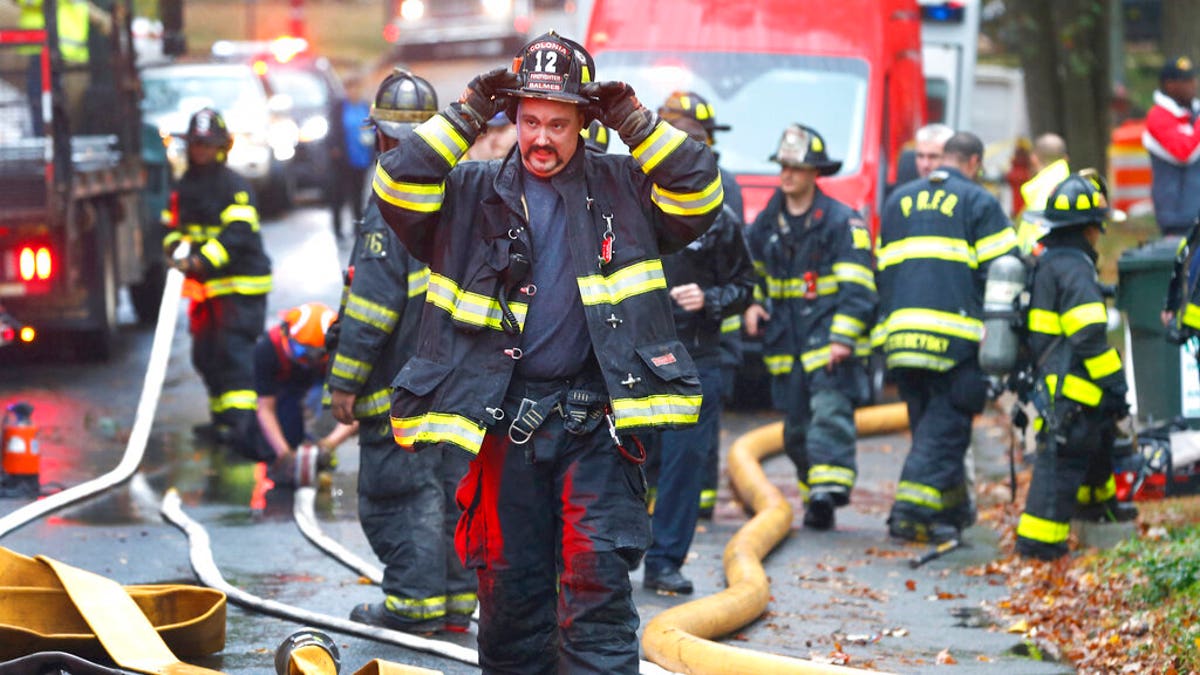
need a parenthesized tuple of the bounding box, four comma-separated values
(1016, 158, 1070, 254)
(877, 166, 1018, 371)
(18, 0, 89, 63)
(1026, 241, 1126, 409)
(163, 163, 272, 301)
(373, 111, 723, 457)
(1143, 90, 1200, 233)
(746, 187, 877, 377)
(326, 193, 429, 421)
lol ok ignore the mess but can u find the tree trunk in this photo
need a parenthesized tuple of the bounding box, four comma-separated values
(1006, 0, 1111, 175)
(1161, 1, 1200, 72)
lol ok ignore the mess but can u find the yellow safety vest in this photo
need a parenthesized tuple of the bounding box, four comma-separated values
(17, 0, 90, 63)
(1015, 159, 1071, 254)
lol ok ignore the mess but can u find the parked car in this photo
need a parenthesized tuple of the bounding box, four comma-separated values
(139, 61, 299, 214)
(212, 38, 345, 204)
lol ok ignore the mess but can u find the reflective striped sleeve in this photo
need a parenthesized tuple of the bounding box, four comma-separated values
(970, 196, 1018, 265)
(1056, 260, 1125, 390)
(630, 122, 723, 251)
(830, 223, 878, 344)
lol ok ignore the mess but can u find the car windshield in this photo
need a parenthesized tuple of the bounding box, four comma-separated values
(140, 71, 264, 118)
(593, 51, 868, 177)
(263, 67, 329, 109)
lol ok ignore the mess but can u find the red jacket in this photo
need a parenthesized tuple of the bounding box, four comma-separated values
(1143, 90, 1200, 164)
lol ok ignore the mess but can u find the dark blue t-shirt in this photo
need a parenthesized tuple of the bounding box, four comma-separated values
(515, 172, 592, 380)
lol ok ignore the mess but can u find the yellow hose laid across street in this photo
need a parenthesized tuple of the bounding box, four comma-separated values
(641, 401, 909, 675)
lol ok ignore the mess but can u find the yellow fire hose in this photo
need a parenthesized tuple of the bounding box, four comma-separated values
(641, 402, 909, 675)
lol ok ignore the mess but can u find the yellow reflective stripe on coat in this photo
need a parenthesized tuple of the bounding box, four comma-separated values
(1027, 308, 1062, 335)
(386, 594, 447, 620)
(415, 115, 469, 168)
(578, 259, 667, 306)
(831, 313, 865, 339)
(974, 227, 1018, 262)
(699, 488, 716, 509)
(220, 203, 260, 229)
(199, 238, 230, 269)
(765, 274, 838, 299)
(447, 592, 478, 614)
(886, 351, 956, 371)
(1076, 475, 1117, 505)
(1060, 302, 1107, 336)
(895, 481, 942, 509)
(211, 390, 257, 413)
(885, 308, 983, 342)
(426, 273, 527, 331)
(1045, 373, 1103, 407)
(1083, 348, 1122, 380)
(353, 388, 391, 419)
(392, 412, 485, 454)
(801, 345, 831, 372)
(409, 267, 430, 297)
(183, 223, 223, 241)
(721, 314, 742, 334)
(809, 464, 855, 487)
(1016, 512, 1069, 544)
(373, 164, 445, 213)
(631, 121, 687, 173)
(876, 236, 975, 271)
(832, 262, 876, 291)
(763, 353, 793, 376)
(346, 292, 401, 332)
(1182, 302, 1200, 330)
(611, 394, 702, 428)
(651, 176, 723, 216)
(331, 353, 371, 386)
(204, 274, 272, 297)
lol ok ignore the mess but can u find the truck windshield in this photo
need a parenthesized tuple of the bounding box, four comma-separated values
(593, 51, 868, 177)
(263, 69, 329, 109)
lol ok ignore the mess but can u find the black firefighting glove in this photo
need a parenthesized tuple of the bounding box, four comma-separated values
(581, 81, 657, 147)
(450, 68, 520, 137)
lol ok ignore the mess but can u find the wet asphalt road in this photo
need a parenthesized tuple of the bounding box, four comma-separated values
(0, 205, 1074, 674)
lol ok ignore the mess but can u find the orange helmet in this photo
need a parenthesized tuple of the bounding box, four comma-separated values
(283, 302, 336, 352)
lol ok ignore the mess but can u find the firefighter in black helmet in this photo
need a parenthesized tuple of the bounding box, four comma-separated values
(371, 30, 722, 673)
(1015, 171, 1134, 561)
(164, 107, 272, 460)
(657, 90, 745, 519)
(326, 69, 477, 635)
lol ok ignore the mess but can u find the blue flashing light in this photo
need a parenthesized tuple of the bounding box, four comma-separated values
(920, 3, 966, 23)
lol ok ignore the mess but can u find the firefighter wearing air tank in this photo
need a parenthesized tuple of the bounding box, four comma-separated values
(1014, 172, 1134, 561)
(743, 123, 877, 531)
(325, 69, 477, 635)
(372, 32, 721, 673)
(877, 132, 1018, 544)
(164, 108, 273, 460)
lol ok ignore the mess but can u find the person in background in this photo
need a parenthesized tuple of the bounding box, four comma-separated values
(254, 301, 355, 487)
(467, 112, 519, 161)
(641, 115, 755, 594)
(327, 68, 477, 636)
(1015, 133, 1070, 254)
(1015, 172, 1135, 561)
(1143, 56, 1200, 237)
(877, 132, 1018, 544)
(657, 90, 744, 519)
(164, 108, 272, 460)
(743, 123, 877, 531)
(330, 75, 375, 240)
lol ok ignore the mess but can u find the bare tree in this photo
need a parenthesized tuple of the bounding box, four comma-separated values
(1005, 0, 1111, 174)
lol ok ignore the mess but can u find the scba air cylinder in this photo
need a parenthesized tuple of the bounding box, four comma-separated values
(1, 401, 40, 497)
(979, 254, 1027, 376)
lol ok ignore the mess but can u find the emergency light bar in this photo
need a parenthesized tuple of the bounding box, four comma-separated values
(919, 1, 966, 23)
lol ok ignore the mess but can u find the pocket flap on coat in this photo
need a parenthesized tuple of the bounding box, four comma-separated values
(390, 357, 453, 397)
(634, 340, 698, 382)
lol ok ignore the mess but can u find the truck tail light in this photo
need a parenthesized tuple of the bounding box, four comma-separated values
(18, 246, 52, 282)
